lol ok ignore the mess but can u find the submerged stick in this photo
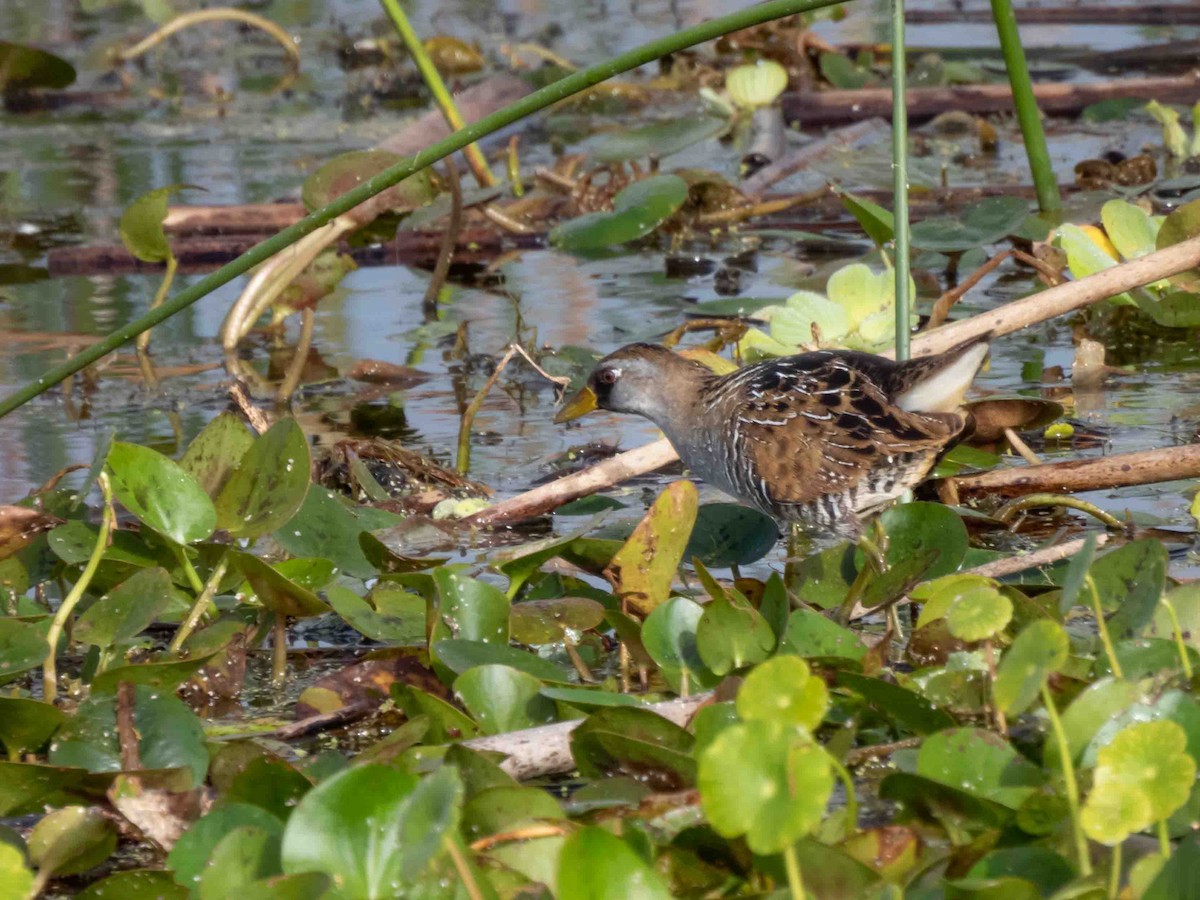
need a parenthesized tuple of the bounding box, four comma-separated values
(470, 235, 1200, 525)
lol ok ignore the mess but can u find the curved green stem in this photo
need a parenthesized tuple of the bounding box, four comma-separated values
(0, 0, 844, 420)
(44, 473, 114, 703)
(170, 552, 229, 653)
(995, 493, 1125, 531)
(1159, 594, 1194, 679)
(1087, 574, 1123, 679)
(783, 843, 806, 899)
(1042, 683, 1091, 876)
(1108, 841, 1121, 899)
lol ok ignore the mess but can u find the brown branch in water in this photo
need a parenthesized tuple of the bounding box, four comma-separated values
(740, 118, 891, 195)
(116, 681, 141, 770)
(164, 203, 307, 235)
(907, 5, 1200, 25)
(950, 443, 1200, 500)
(422, 158, 463, 315)
(783, 73, 1200, 127)
(468, 235, 1200, 526)
(272, 700, 375, 740)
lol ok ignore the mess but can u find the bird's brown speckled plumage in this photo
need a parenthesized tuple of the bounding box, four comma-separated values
(565, 338, 989, 536)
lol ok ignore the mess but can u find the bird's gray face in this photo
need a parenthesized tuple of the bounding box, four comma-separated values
(554, 346, 675, 425)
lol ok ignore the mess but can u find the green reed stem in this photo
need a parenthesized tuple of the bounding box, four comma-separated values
(0, 0, 845, 420)
(783, 843, 806, 900)
(1160, 594, 1194, 680)
(1042, 682, 1091, 876)
(891, 0, 910, 362)
(990, 0, 1060, 212)
(1087, 575, 1123, 679)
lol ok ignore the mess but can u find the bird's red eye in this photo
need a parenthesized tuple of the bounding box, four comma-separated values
(597, 368, 618, 385)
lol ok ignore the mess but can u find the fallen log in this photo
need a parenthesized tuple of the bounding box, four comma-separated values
(783, 73, 1200, 128)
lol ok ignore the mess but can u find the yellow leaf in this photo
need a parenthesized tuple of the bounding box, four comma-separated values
(605, 481, 698, 616)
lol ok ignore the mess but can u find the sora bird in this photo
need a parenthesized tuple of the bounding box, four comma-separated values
(555, 337, 990, 538)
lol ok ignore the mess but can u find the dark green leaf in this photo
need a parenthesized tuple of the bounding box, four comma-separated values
(0, 41, 75, 91)
(197, 826, 282, 900)
(168, 804, 283, 888)
(75, 567, 174, 649)
(454, 664, 558, 734)
(549, 175, 689, 251)
(556, 826, 673, 900)
(232, 552, 328, 618)
(571, 706, 696, 788)
(180, 413, 255, 499)
(684, 503, 778, 568)
(780, 608, 866, 664)
(0, 697, 64, 757)
(641, 596, 720, 694)
(106, 442, 216, 545)
(838, 671, 955, 735)
(214, 419, 311, 540)
(119, 184, 196, 264)
(0, 618, 49, 682)
(837, 189, 894, 245)
(1093, 539, 1167, 640)
(433, 639, 571, 684)
(76, 870, 189, 899)
(591, 115, 727, 162)
(274, 488, 403, 580)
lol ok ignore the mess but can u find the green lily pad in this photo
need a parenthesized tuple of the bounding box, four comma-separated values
(641, 596, 720, 694)
(76, 870, 189, 900)
(196, 825, 282, 900)
(180, 412, 255, 500)
(169, 804, 284, 888)
(232, 552, 328, 618)
(993, 619, 1069, 717)
(1093, 539, 1167, 640)
(838, 671, 955, 735)
(556, 826, 674, 900)
(74, 567, 175, 649)
(510, 597, 606, 644)
(274, 488, 403, 580)
(0, 761, 87, 816)
(0, 697, 65, 758)
(214, 419, 311, 540)
(431, 639, 572, 684)
(325, 585, 425, 644)
(695, 592, 775, 675)
(736, 654, 828, 731)
(431, 568, 510, 645)
(392, 685, 480, 743)
(684, 503, 778, 568)
(1081, 719, 1196, 845)
(779, 608, 867, 664)
(911, 195, 1030, 253)
(106, 442, 216, 546)
(454, 664, 557, 734)
(917, 728, 1045, 810)
(880, 502, 967, 579)
(549, 174, 690, 252)
(1044, 676, 1141, 771)
(0, 618, 50, 682)
(698, 718, 833, 855)
(302, 149, 437, 215)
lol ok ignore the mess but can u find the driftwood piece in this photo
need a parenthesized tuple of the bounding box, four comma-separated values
(783, 73, 1200, 127)
(908, 5, 1200, 25)
(469, 234, 1200, 526)
(951, 444, 1200, 499)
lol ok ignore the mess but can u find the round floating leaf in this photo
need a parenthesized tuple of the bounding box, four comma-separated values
(605, 480, 698, 616)
(1044, 677, 1142, 771)
(1082, 720, 1196, 845)
(325, 585, 425, 644)
(28, 805, 117, 879)
(0, 762, 87, 817)
(224, 758, 313, 823)
(591, 115, 727, 163)
(993, 620, 1070, 717)
(880, 502, 967, 579)
(119, 184, 197, 264)
(736, 655, 829, 730)
(699, 719, 833, 855)
(685, 502, 778, 568)
(556, 826, 673, 900)
(695, 594, 775, 675)
(0, 41, 75, 91)
(570, 707, 696, 788)
(1101, 199, 1160, 261)
(510, 597, 606, 644)
(106, 442, 216, 545)
(549, 175, 689, 252)
(214, 419, 311, 540)
(302, 149, 437, 214)
(945, 583, 1012, 642)
(180, 412, 255, 499)
(911, 195, 1030, 253)
(641, 596, 720, 694)
(280, 764, 461, 895)
(232, 552, 328, 618)
(75, 567, 175, 649)
(454, 664, 557, 734)
(76, 869, 188, 900)
(0, 697, 65, 757)
(0, 618, 50, 682)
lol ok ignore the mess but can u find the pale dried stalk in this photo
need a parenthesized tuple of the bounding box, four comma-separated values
(469, 234, 1200, 526)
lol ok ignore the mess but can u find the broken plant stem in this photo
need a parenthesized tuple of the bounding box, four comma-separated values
(457, 345, 517, 475)
(378, 0, 495, 188)
(1003, 427, 1042, 466)
(275, 307, 315, 404)
(1087, 574, 1123, 679)
(422, 158, 463, 314)
(995, 493, 1124, 531)
(44, 472, 114, 704)
(170, 553, 229, 653)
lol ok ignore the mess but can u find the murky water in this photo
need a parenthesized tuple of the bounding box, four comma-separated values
(2, 0, 1198, 569)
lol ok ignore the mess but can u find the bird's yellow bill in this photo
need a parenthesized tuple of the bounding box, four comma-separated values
(554, 385, 598, 423)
